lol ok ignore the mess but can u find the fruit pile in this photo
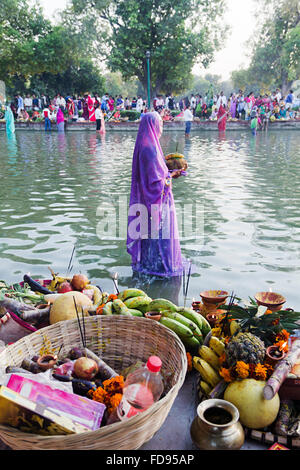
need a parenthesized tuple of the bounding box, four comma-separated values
(97, 288, 212, 351)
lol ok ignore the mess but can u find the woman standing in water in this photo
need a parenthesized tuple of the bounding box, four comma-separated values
(127, 112, 184, 278)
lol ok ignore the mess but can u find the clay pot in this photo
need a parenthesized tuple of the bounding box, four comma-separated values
(37, 354, 58, 371)
(200, 290, 229, 305)
(145, 311, 161, 321)
(265, 345, 286, 367)
(190, 399, 245, 450)
(255, 291, 286, 312)
(206, 312, 223, 327)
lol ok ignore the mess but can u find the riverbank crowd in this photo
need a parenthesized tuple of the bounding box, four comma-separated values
(3, 88, 300, 129)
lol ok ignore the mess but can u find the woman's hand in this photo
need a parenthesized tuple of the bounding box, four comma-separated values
(171, 169, 182, 179)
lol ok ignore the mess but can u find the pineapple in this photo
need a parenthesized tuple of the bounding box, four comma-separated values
(225, 332, 265, 368)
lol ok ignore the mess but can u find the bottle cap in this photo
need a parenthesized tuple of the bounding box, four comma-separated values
(146, 356, 162, 373)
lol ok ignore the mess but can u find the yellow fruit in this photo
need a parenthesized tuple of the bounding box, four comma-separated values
(199, 345, 220, 370)
(198, 380, 212, 397)
(224, 379, 280, 429)
(209, 336, 225, 356)
(193, 357, 221, 388)
(49, 291, 93, 324)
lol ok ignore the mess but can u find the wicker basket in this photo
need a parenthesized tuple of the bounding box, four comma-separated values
(0, 315, 187, 450)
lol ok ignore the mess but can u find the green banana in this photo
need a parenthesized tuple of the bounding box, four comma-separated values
(161, 310, 203, 342)
(102, 301, 113, 315)
(117, 288, 147, 301)
(148, 299, 178, 313)
(197, 313, 211, 337)
(127, 308, 143, 317)
(112, 299, 127, 314)
(177, 307, 203, 330)
(159, 316, 194, 339)
(124, 295, 152, 311)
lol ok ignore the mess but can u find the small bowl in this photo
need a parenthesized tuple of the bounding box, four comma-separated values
(200, 290, 229, 304)
(37, 354, 58, 371)
(255, 292, 286, 311)
(145, 311, 162, 322)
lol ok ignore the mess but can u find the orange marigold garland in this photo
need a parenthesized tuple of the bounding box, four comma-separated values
(186, 352, 193, 372)
(235, 361, 249, 379)
(88, 375, 125, 414)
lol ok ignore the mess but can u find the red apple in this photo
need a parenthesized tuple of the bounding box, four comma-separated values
(73, 357, 99, 380)
(58, 281, 73, 293)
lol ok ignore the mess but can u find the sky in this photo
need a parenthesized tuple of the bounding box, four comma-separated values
(40, 0, 257, 81)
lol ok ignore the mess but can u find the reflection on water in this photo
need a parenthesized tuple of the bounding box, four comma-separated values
(0, 129, 300, 308)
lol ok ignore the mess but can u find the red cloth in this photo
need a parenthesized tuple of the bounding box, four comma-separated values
(88, 95, 96, 122)
(217, 105, 227, 131)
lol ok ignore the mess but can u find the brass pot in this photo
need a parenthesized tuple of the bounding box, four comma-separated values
(190, 399, 245, 450)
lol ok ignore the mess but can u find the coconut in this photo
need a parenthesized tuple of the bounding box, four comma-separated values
(224, 378, 280, 429)
(49, 291, 93, 324)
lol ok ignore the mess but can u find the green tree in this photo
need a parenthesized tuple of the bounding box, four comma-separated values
(246, 0, 300, 94)
(1, 0, 106, 97)
(72, 0, 227, 96)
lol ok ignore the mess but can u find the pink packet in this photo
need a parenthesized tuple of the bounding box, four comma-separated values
(7, 374, 105, 431)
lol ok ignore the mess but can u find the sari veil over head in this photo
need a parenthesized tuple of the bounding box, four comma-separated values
(127, 112, 183, 277)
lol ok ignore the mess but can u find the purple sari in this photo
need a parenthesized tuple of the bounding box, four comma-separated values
(127, 112, 183, 277)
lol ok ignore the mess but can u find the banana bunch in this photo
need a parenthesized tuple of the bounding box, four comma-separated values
(158, 305, 211, 352)
(101, 288, 151, 316)
(193, 335, 226, 399)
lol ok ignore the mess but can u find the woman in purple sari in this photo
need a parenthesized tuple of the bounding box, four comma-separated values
(127, 112, 184, 278)
(230, 93, 237, 118)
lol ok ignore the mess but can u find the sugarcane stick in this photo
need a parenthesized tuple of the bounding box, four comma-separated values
(20, 306, 50, 323)
(263, 339, 300, 400)
(208, 379, 228, 399)
(83, 347, 118, 380)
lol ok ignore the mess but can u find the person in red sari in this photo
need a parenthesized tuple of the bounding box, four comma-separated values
(67, 98, 75, 119)
(88, 95, 96, 122)
(217, 103, 228, 131)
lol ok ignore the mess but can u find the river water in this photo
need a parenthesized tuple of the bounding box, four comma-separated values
(0, 129, 299, 309)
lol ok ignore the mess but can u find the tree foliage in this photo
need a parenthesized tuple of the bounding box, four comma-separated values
(72, 0, 227, 96)
(234, 0, 300, 93)
(1, 0, 106, 97)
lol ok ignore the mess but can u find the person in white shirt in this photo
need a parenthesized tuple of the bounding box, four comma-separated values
(190, 94, 196, 114)
(136, 96, 143, 113)
(184, 105, 193, 137)
(24, 95, 32, 111)
(216, 91, 227, 110)
(275, 88, 282, 103)
(95, 104, 103, 131)
(56, 94, 66, 109)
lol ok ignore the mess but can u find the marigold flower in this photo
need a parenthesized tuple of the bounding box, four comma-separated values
(107, 294, 118, 302)
(235, 361, 249, 379)
(219, 352, 227, 365)
(107, 393, 123, 414)
(254, 363, 268, 381)
(103, 375, 124, 395)
(91, 386, 108, 404)
(186, 352, 192, 372)
(96, 303, 105, 315)
(219, 367, 233, 383)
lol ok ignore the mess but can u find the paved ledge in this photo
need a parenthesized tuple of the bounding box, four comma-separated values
(1, 119, 300, 132)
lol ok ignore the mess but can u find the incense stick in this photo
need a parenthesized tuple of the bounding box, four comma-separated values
(185, 261, 192, 300)
(111, 272, 119, 294)
(81, 306, 86, 349)
(73, 296, 85, 348)
(66, 244, 76, 276)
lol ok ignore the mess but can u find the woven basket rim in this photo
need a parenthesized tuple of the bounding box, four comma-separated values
(0, 315, 187, 447)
